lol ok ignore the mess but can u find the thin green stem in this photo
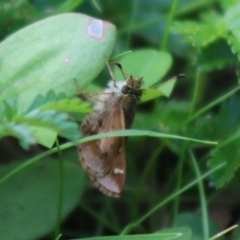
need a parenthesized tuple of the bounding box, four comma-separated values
(120, 162, 225, 235)
(183, 85, 240, 126)
(54, 138, 64, 239)
(0, 130, 217, 187)
(209, 224, 238, 240)
(189, 150, 209, 240)
(126, 0, 138, 47)
(161, 0, 179, 51)
(136, 145, 163, 198)
(173, 143, 186, 219)
(56, 0, 84, 13)
(189, 71, 201, 117)
(91, 0, 102, 12)
(55, 234, 62, 240)
(79, 202, 119, 233)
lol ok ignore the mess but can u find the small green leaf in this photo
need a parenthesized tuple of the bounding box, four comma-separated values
(158, 79, 177, 97)
(114, 50, 172, 88)
(0, 91, 86, 148)
(209, 138, 240, 187)
(197, 39, 236, 71)
(29, 126, 57, 148)
(228, 30, 240, 62)
(0, 122, 36, 149)
(141, 88, 165, 102)
(141, 79, 177, 102)
(172, 21, 223, 47)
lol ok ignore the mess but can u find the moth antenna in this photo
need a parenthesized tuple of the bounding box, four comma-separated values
(110, 62, 130, 80)
(74, 78, 83, 92)
(74, 78, 90, 98)
(105, 57, 118, 88)
(151, 73, 186, 89)
(74, 78, 106, 101)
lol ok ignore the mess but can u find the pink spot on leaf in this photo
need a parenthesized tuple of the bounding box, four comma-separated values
(87, 19, 103, 39)
(64, 57, 70, 63)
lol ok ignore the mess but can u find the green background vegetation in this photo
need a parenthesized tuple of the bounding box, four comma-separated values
(1, 0, 240, 239)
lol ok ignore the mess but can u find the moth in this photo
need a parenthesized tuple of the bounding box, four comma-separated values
(78, 61, 143, 198)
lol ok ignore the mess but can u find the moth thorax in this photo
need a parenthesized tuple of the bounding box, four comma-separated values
(93, 81, 125, 112)
(121, 76, 143, 98)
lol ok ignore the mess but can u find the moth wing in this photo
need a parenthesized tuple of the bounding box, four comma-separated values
(79, 104, 126, 178)
(90, 138, 126, 198)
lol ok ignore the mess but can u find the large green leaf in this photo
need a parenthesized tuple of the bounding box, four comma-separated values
(0, 13, 116, 111)
(0, 159, 85, 240)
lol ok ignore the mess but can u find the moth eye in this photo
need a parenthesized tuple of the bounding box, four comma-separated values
(114, 168, 124, 174)
(121, 85, 129, 94)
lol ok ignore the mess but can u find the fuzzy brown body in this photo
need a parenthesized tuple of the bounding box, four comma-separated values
(78, 76, 143, 198)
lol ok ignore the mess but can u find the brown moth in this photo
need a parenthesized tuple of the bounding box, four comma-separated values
(78, 62, 143, 198)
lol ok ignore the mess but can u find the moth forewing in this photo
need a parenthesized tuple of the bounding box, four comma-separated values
(78, 73, 143, 198)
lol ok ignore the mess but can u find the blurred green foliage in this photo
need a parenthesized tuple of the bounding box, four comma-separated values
(1, 0, 240, 240)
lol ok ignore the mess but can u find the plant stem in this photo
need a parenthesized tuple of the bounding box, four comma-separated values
(189, 150, 209, 240)
(54, 138, 64, 239)
(184, 85, 240, 126)
(161, 0, 179, 51)
(120, 162, 225, 235)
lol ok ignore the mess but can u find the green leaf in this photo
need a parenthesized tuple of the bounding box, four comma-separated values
(232, 219, 240, 240)
(29, 126, 57, 148)
(207, 96, 240, 140)
(0, 122, 36, 149)
(28, 90, 92, 113)
(159, 227, 192, 240)
(173, 213, 221, 240)
(114, 50, 172, 88)
(172, 21, 224, 47)
(141, 79, 178, 102)
(203, 96, 240, 187)
(224, 2, 240, 31)
(196, 39, 236, 71)
(228, 30, 240, 63)
(0, 91, 87, 148)
(220, 0, 240, 10)
(0, 159, 85, 240)
(134, 100, 190, 133)
(209, 138, 240, 187)
(0, 13, 116, 111)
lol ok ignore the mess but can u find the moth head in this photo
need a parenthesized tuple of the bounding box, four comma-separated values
(121, 76, 143, 97)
